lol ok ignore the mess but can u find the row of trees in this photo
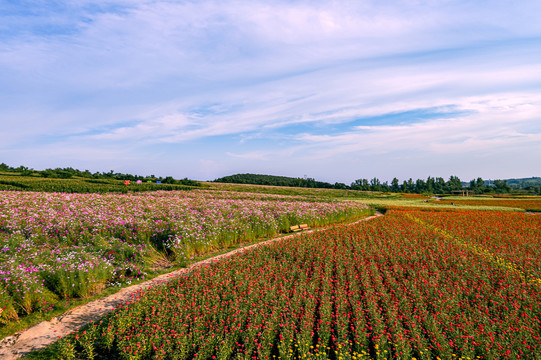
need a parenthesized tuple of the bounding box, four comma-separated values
(216, 173, 537, 194)
(0, 163, 199, 186)
(350, 176, 514, 194)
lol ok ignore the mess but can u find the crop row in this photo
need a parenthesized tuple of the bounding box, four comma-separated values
(50, 210, 541, 359)
(0, 190, 369, 325)
(400, 209, 541, 283)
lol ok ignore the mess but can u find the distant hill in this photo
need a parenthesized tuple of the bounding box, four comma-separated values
(213, 173, 348, 189)
(504, 177, 541, 188)
(475, 177, 541, 189)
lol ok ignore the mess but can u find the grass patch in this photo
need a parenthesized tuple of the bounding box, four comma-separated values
(357, 197, 525, 212)
(204, 181, 393, 200)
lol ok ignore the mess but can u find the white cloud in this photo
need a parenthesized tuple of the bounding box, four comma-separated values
(293, 93, 541, 158)
(226, 151, 269, 161)
(76, 57, 541, 145)
(92, 114, 192, 141)
(1, 0, 541, 180)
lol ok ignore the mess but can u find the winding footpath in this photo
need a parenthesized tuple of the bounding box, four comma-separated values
(0, 213, 383, 359)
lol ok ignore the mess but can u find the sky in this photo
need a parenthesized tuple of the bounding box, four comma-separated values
(1, 0, 540, 184)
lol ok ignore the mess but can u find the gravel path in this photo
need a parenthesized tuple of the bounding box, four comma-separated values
(0, 213, 382, 359)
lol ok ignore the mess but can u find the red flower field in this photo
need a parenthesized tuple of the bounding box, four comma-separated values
(52, 209, 541, 359)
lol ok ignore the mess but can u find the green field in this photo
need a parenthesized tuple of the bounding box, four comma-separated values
(0, 173, 203, 193)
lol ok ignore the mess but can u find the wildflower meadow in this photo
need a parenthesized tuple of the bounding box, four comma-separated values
(0, 190, 368, 325)
(49, 209, 541, 359)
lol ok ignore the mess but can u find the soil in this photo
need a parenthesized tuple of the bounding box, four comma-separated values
(0, 213, 382, 359)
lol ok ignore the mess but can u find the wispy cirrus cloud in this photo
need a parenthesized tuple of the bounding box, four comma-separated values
(295, 94, 541, 157)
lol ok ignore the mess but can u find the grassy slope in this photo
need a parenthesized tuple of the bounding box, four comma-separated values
(204, 181, 384, 200)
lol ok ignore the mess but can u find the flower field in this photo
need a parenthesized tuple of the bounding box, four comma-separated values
(403, 209, 541, 284)
(50, 209, 541, 359)
(0, 190, 368, 326)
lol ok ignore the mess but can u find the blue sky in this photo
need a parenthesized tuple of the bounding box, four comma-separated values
(1, 0, 540, 183)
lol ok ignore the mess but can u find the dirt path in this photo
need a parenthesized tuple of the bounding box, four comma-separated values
(0, 213, 382, 359)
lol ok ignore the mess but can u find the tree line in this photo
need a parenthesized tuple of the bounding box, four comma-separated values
(350, 176, 514, 194)
(215, 173, 540, 194)
(0, 163, 200, 186)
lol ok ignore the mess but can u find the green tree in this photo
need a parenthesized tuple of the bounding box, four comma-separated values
(470, 177, 485, 194)
(370, 177, 381, 191)
(333, 182, 347, 189)
(406, 178, 415, 193)
(391, 177, 400, 192)
(415, 179, 426, 193)
(401, 180, 408, 193)
(163, 176, 176, 184)
(447, 176, 463, 192)
(435, 177, 445, 194)
(351, 178, 370, 191)
(493, 179, 511, 194)
(426, 176, 435, 194)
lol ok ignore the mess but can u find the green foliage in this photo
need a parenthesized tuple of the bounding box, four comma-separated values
(40, 252, 114, 299)
(0, 286, 18, 324)
(351, 175, 466, 194)
(0, 175, 202, 193)
(213, 173, 345, 189)
(0, 162, 203, 192)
